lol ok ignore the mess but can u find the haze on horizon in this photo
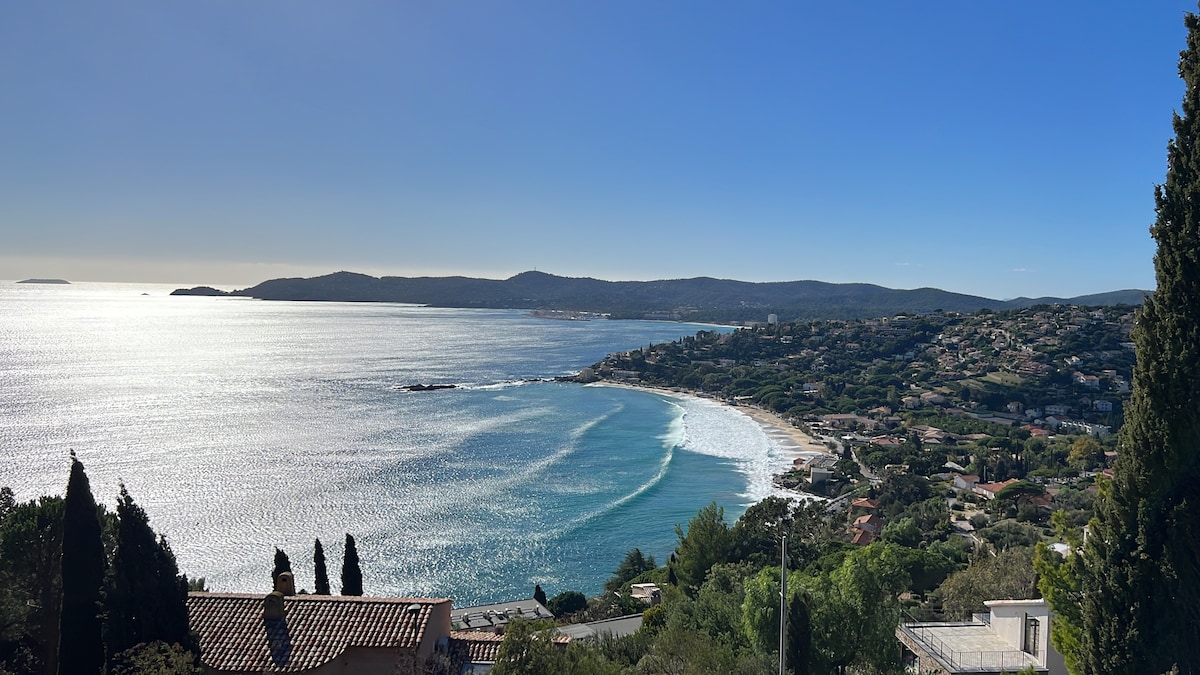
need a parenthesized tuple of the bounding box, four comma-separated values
(1, 2, 1188, 299)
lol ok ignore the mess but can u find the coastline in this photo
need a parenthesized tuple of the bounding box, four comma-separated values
(588, 380, 835, 499)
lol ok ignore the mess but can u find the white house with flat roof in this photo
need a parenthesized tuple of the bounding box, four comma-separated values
(896, 599, 1065, 674)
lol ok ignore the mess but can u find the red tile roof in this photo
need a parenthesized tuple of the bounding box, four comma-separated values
(850, 529, 877, 546)
(850, 497, 879, 510)
(187, 592, 451, 673)
(449, 629, 571, 665)
(450, 630, 505, 663)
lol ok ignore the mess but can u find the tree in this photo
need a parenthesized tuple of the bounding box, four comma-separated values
(57, 455, 105, 675)
(491, 619, 565, 674)
(1035, 511, 1086, 675)
(532, 584, 547, 607)
(938, 547, 1037, 620)
(786, 590, 812, 675)
(108, 641, 202, 675)
(272, 547, 291, 587)
(742, 567, 780, 655)
(0, 487, 14, 520)
(340, 534, 362, 596)
(672, 502, 732, 595)
(604, 548, 656, 593)
(313, 539, 330, 595)
(0, 495, 64, 674)
(108, 485, 194, 659)
(801, 544, 909, 674)
(1076, 9, 1200, 674)
(546, 591, 587, 617)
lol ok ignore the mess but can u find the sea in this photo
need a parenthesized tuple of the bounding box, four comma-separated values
(0, 281, 796, 606)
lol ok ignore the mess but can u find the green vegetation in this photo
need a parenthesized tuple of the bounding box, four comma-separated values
(340, 533, 363, 596)
(1066, 8, 1200, 673)
(1, 460, 199, 674)
(271, 547, 291, 585)
(313, 538, 330, 595)
(57, 454, 106, 675)
(593, 303, 1134, 490)
(487, 294, 1158, 672)
(108, 486, 194, 659)
(494, 466, 1063, 673)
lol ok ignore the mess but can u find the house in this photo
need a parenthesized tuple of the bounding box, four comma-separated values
(450, 629, 570, 674)
(974, 479, 1020, 500)
(896, 598, 1065, 674)
(556, 614, 644, 641)
(1093, 400, 1113, 412)
(449, 630, 505, 673)
(850, 497, 880, 512)
(852, 513, 884, 535)
(920, 391, 947, 406)
(187, 584, 453, 675)
(629, 583, 662, 605)
(451, 599, 554, 633)
(820, 413, 876, 430)
(810, 466, 834, 485)
(952, 474, 980, 491)
(1057, 420, 1112, 438)
(850, 528, 878, 546)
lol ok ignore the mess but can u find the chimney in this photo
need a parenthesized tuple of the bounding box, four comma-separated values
(264, 591, 285, 621)
(275, 571, 296, 596)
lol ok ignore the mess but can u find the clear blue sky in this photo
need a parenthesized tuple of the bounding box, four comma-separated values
(1, 2, 1193, 298)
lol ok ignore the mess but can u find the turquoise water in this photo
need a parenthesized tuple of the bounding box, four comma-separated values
(0, 282, 787, 605)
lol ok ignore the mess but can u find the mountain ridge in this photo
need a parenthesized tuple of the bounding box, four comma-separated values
(172, 271, 1148, 322)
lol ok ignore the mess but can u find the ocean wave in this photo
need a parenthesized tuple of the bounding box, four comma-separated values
(422, 403, 621, 511)
(457, 379, 540, 391)
(540, 438, 674, 541)
(671, 396, 790, 504)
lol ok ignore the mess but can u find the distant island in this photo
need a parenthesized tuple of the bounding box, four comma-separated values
(172, 270, 1149, 323)
(16, 278, 70, 284)
(170, 285, 229, 296)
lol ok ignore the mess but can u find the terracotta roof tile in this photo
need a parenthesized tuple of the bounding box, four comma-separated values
(449, 630, 506, 663)
(187, 592, 451, 673)
(448, 629, 571, 665)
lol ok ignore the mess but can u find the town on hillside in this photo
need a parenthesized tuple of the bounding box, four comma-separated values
(590, 304, 1133, 492)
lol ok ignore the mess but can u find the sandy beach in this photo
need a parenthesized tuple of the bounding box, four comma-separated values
(590, 380, 836, 467)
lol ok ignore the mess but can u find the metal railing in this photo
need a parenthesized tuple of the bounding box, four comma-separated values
(900, 624, 1038, 672)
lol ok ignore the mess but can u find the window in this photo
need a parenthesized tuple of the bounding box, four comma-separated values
(1023, 614, 1040, 657)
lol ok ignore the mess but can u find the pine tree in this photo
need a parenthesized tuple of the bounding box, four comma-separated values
(57, 454, 105, 675)
(1078, 9, 1200, 673)
(109, 485, 194, 658)
(313, 538, 330, 595)
(340, 534, 363, 596)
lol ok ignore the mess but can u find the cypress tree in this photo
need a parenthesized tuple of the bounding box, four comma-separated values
(533, 584, 547, 607)
(272, 547, 291, 587)
(1079, 9, 1200, 673)
(313, 538, 330, 595)
(109, 485, 194, 658)
(787, 591, 812, 675)
(340, 534, 363, 596)
(57, 454, 105, 675)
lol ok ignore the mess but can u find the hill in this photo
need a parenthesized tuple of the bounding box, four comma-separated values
(172, 271, 1148, 322)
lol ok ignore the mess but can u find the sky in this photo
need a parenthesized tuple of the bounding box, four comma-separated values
(1, 2, 1195, 299)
